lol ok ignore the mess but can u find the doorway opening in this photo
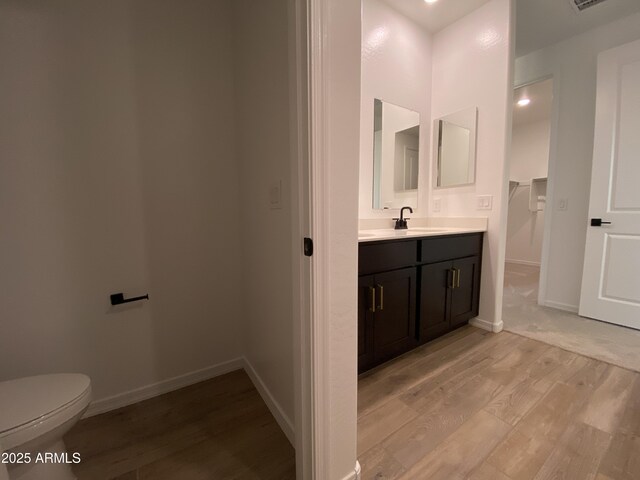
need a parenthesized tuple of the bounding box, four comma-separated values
(504, 78, 553, 313)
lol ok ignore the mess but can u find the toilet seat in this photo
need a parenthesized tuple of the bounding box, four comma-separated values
(0, 374, 91, 451)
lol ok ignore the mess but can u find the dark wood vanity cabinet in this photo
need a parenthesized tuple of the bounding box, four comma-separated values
(419, 260, 452, 341)
(449, 255, 481, 327)
(358, 268, 416, 373)
(419, 255, 481, 342)
(358, 233, 482, 373)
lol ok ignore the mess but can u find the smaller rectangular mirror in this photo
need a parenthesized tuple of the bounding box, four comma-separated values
(435, 107, 477, 188)
(372, 99, 420, 210)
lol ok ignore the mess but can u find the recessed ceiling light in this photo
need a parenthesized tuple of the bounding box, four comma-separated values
(517, 98, 531, 107)
(424, 0, 438, 4)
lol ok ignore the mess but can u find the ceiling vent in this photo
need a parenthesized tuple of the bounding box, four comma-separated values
(569, 0, 610, 13)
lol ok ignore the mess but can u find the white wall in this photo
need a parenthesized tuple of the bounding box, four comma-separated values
(515, 11, 640, 310)
(233, 0, 294, 432)
(510, 120, 550, 182)
(130, 0, 243, 393)
(360, 0, 432, 219)
(0, 0, 242, 403)
(430, 0, 514, 330)
(506, 120, 550, 265)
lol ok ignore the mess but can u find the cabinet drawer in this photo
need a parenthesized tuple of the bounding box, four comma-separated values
(420, 234, 482, 264)
(358, 240, 417, 275)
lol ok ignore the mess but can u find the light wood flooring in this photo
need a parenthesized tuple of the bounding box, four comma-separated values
(64, 370, 295, 480)
(358, 325, 640, 480)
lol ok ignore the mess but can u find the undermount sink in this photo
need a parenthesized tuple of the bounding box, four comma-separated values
(358, 227, 452, 240)
(409, 227, 448, 233)
(358, 225, 484, 242)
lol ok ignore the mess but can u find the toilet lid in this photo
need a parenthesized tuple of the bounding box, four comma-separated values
(0, 374, 91, 434)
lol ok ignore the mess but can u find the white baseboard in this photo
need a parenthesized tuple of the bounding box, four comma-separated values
(83, 356, 295, 451)
(470, 317, 504, 333)
(341, 461, 362, 480)
(84, 357, 244, 418)
(505, 259, 541, 267)
(544, 300, 579, 313)
(242, 357, 295, 446)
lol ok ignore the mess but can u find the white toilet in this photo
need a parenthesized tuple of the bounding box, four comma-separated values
(0, 374, 91, 480)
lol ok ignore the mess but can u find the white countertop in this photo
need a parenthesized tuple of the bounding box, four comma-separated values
(358, 227, 486, 243)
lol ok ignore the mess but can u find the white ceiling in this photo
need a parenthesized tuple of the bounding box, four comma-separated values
(513, 78, 553, 126)
(381, 0, 491, 33)
(517, 0, 640, 57)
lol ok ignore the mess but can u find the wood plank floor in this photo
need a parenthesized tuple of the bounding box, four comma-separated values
(358, 326, 640, 480)
(64, 370, 295, 480)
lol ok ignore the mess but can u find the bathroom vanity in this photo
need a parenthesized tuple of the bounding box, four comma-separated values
(359, 93, 484, 373)
(358, 229, 483, 373)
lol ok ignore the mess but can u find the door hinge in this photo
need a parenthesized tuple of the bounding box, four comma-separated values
(303, 237, 313, 257)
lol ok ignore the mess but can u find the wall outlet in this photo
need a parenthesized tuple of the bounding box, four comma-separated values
(557, 198, 569, 211)
(477, 195, 493, 210)
(432, 198, 441, 212)
(269, 180, 282, 209)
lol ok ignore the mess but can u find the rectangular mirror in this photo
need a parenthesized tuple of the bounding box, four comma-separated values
(372, 98, 420, 210)
(435, 107, 478, 188)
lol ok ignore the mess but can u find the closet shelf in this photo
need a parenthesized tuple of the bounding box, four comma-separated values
(529, 177, 547, 212)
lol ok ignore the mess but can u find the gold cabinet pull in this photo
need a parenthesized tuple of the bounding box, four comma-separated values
(377, 284, 384, 311)
(455, 268, 461, 288)
(449, 269, 456, 289)
(369, 286, 376, 313)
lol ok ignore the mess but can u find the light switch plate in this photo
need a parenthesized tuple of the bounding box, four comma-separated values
(557, 198, 568, 211)
(477, 195, 493, 210)
(433, 198, 441, 213)
(269, 180, 282, 210)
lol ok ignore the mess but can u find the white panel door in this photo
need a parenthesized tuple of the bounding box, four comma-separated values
(579, 39, 640, 328)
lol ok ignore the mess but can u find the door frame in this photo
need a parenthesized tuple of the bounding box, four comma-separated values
(289, 0, 314, 478)
(290, 0, 361, 479)
(537, 75, 560, 308)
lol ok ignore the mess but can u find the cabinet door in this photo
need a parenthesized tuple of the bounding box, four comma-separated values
(358, 275, 375, 373)
(450, 256, 481, 328)
(419, 260, 453, 342)
(372, 268, 417, 365)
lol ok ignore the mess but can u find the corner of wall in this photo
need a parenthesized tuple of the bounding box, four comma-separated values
(84, 358, 245, 418)
(470, 317, 504, 333)
(233, 0, 296, 446)
(242, 356, 295, 445)
(359, 0, 433, 219)
(340, 461, 362, 480)
(430, 0, 514, 327)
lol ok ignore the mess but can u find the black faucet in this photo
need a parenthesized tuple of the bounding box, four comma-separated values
(393, 206, 413, 230)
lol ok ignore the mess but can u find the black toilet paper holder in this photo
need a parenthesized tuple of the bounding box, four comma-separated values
(110, 292, 149, 306)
